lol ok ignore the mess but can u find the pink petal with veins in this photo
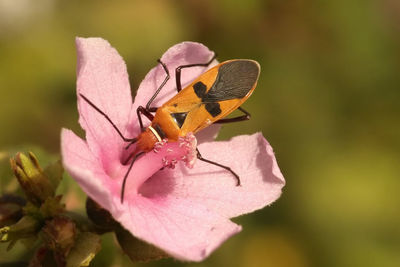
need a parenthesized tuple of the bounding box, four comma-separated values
(61, 129, 115, 212)
(75, 37, 133, 175)
(116, 195, 241, 261)
(140, 133, 285, 218)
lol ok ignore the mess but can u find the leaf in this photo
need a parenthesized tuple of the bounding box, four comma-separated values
(115, 227, 169, 263)
(66, 232, 101, 267)
(44, 160, 64, 193)
(85, 197, 118, 232)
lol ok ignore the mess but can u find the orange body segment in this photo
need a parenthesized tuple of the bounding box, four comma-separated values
(138, 59, 260, 151)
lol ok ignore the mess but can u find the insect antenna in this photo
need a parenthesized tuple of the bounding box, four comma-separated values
(124, 140, 137, 150)
(79, 93, 137, 143)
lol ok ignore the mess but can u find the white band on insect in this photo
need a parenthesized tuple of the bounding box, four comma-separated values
(148, 125, 162, 142)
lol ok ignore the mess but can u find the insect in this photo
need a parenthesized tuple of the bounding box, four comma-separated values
(80, 54, 260, 203)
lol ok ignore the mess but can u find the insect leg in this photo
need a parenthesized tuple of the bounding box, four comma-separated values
(144, 52, 217, 109)
(136, 106, 155, 132)
(124, 106, 159, 150)
(120, 151, 146, 203)
(145, 59, 170, 110)
(196, 148, 241, 186)
(215, 107, 251, 124)
(175, 53, 217, 92)
(79, 93, 137, 143)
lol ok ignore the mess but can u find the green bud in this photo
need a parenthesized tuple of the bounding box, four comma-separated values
(10, 152, 54, 205)
(41, 216, 76, 265)
(44, 160, 63, 193)
(0, 215, 40, 250)
(39, 196, 65, 219)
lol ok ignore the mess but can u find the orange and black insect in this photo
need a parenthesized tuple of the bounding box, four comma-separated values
(80, 54, 260, 203)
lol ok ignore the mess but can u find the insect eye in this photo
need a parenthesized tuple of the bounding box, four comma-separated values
(170, 112, 188, 128)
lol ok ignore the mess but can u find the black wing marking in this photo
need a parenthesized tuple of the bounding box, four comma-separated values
(205, 102, 222, 117)
(203, 60, 259, 102)
(193, 81, 207, 98)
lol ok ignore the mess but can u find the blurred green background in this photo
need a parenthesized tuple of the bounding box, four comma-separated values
(1, 0, 400, 266)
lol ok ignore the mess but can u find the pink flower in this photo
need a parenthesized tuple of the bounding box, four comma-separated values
(61, 37, 285, 261)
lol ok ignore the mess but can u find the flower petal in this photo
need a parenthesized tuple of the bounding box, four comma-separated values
(76, 37, 133, 174)
(129, 42, 217, 134)
(115, 195, 241, 261)
(62, 129, 231, 261)
(62, 128, 198, 208)
(60, 129, 114, 212)
(195, 124, 221, 144)
(64, 38, 285, 262)
(139, 132, 285, 218)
